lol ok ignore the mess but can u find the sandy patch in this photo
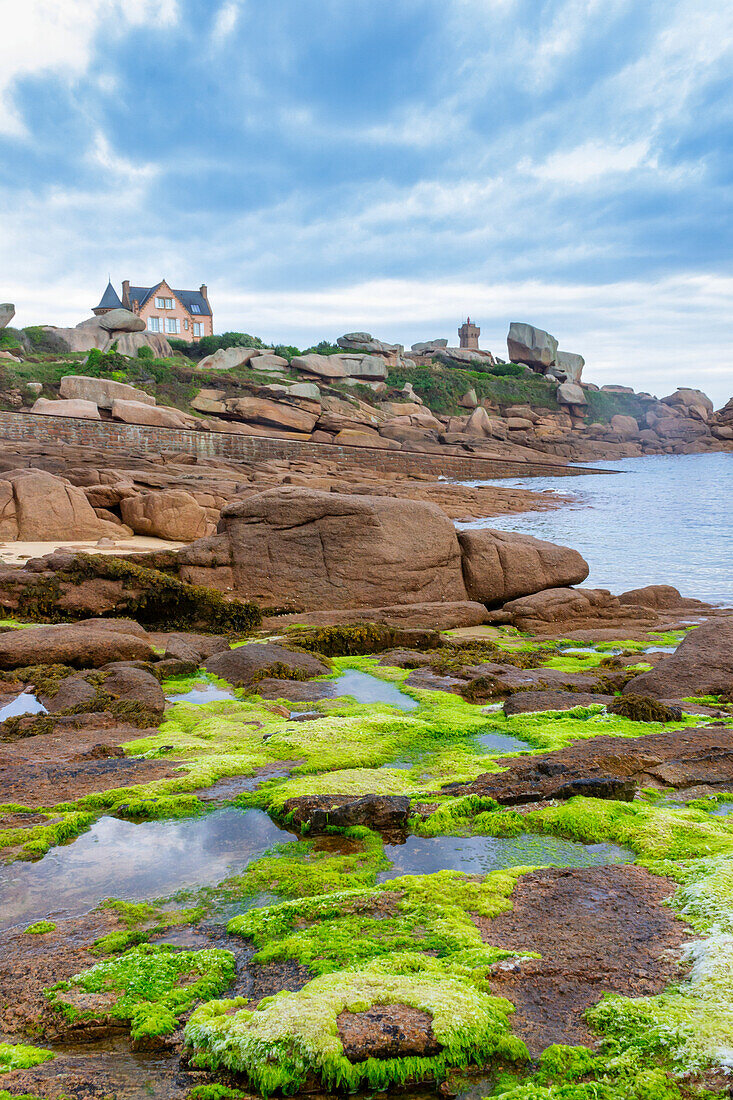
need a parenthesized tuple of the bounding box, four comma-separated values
(0, 536, 184, 566)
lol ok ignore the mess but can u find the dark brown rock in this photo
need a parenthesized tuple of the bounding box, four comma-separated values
(0, 622, 154, 670)
(281, 793, 411, 833)
(338, 1005, 442, 1062)
(624, 619, 733, 699)
(503, 690, 614, 715)
(204, 642, 329, 686)
(458, 528, 589, 605)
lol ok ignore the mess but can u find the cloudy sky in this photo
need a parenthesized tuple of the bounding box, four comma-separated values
(2, 0, 732, 403)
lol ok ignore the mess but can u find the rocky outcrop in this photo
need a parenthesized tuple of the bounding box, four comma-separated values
(198, 347, 274, 372)
(96, 309, 146, 333)
(40, 319, 171, 358)
(110, 399, 199, 429)
(291, 353, 388, 381)
(0, 304, 15, 329)
(59, 376, 155, 409)
(556, 382, 587, 407)
(434, 348, 496, 368)
(507, 323, 558, 371)
(411, 340, 447, 352)
(224, 396, 318, 433)
(180, 488, 467, 610)
(31, 398, 101, 420)
(458, 529, 589, 605)
(555, 351, 584, 383)
(336, 332, 403, 356)
(0, 620, 154, 670)
(624, 620, 733, 699)
(0, 469, 124, 541)
(661, 388, 713, 420)
(280, 793, 410, 832)
(204, 641, 329, 685)
(120, 490, 213, 542)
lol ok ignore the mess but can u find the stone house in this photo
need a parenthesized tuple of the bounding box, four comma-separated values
(93, 279, 213, 342)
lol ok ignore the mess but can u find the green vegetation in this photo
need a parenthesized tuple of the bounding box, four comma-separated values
(386, 362, 560, 415)
(24, 920, 56, 935)
(91, 898, 202, 955)
(0, 1043, 54, 1074)
(48, 943, 236, 1041)
(0, 806, 97, 860)
(12, 553, 261, 633)
(583, 387, 648, 425)
(186, 956, 527, 1095)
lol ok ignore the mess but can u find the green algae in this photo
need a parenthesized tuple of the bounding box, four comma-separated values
(47, 943, 236, 1041)
(0, 806, 97, 861)
(24, 920, 56, 934)
(228, 867, 526, 976)
(185, 957, 527, 1095)
(91, 898, 203, 955)
(488, 1043, 722, 1099)
(0, 1043, 54, 1073)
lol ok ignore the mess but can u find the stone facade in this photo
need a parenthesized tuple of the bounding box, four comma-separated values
(458, 318, 480, 350)
(0, 410, 596, 481)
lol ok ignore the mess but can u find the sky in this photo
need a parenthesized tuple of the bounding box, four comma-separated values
(1, 0, 732, 405)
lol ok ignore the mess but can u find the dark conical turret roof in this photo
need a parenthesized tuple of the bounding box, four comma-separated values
(95, 280, 122, 310)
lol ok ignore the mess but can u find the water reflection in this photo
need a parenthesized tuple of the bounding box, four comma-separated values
(0, 691, 47, 721)
(331, 670, 418, 711)
(166, 683, 236, 705)
(380, 833, 634, 879)
(0, 808, 290, 931)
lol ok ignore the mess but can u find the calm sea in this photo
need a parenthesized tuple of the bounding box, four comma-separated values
(456, 452, 732, 606)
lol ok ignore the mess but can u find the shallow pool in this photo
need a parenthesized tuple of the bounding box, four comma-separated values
(379, 833, 634, 880)
(0, 808, 291, 931)
(0, 691, 47, 721)
(166, 683, 237, 705)
(476, 732, 533, 754)
(331, 670, 418, 711)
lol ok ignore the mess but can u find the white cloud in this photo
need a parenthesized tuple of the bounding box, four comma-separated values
(87, 132, 160, 187)
(211, 1, 240, 46)
(0, 0, 179, 136)
(523, 140, 652, 184)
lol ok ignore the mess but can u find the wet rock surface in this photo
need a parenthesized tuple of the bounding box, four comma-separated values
(338, 1005, 443, 1061)
(481, 865, 688, 1054)
(449, 724, 733, 803)
(282, 793, 412, 833)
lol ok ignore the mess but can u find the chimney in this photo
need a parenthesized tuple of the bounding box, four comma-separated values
(200, 283, 208, 302)
(122, 280, 130, 310)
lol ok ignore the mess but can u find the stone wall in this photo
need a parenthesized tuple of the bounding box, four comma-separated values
(0, 410, 601, 479)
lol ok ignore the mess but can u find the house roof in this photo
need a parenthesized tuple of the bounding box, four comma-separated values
(126, 283, 212, 317)
(96, 280, 122, 310)
(172, 289, 211, 316)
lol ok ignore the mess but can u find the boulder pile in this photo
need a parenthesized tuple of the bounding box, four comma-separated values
(31, 374, 200, 431)
(175, 487, 589, 612)
(39, 308, 171, 358)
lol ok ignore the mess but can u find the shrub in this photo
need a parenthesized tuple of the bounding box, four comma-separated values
(136, 345, 154, 360)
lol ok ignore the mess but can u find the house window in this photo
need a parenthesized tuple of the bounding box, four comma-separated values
(155, 296, 174, 309)
(165, 317, 180, 334)
(148, 316, 160, 332)
(193, 322, 204, 337)
(183, 318, 189, 330)
(190, 303, 201, 314)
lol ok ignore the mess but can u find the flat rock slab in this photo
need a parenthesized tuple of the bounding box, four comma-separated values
(338, 1004, 442, 1061)
(481, 865, 688, 1054)
(450, 724, 733, 803)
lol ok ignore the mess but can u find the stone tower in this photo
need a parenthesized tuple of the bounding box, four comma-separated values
(458, 317, 480, 350)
